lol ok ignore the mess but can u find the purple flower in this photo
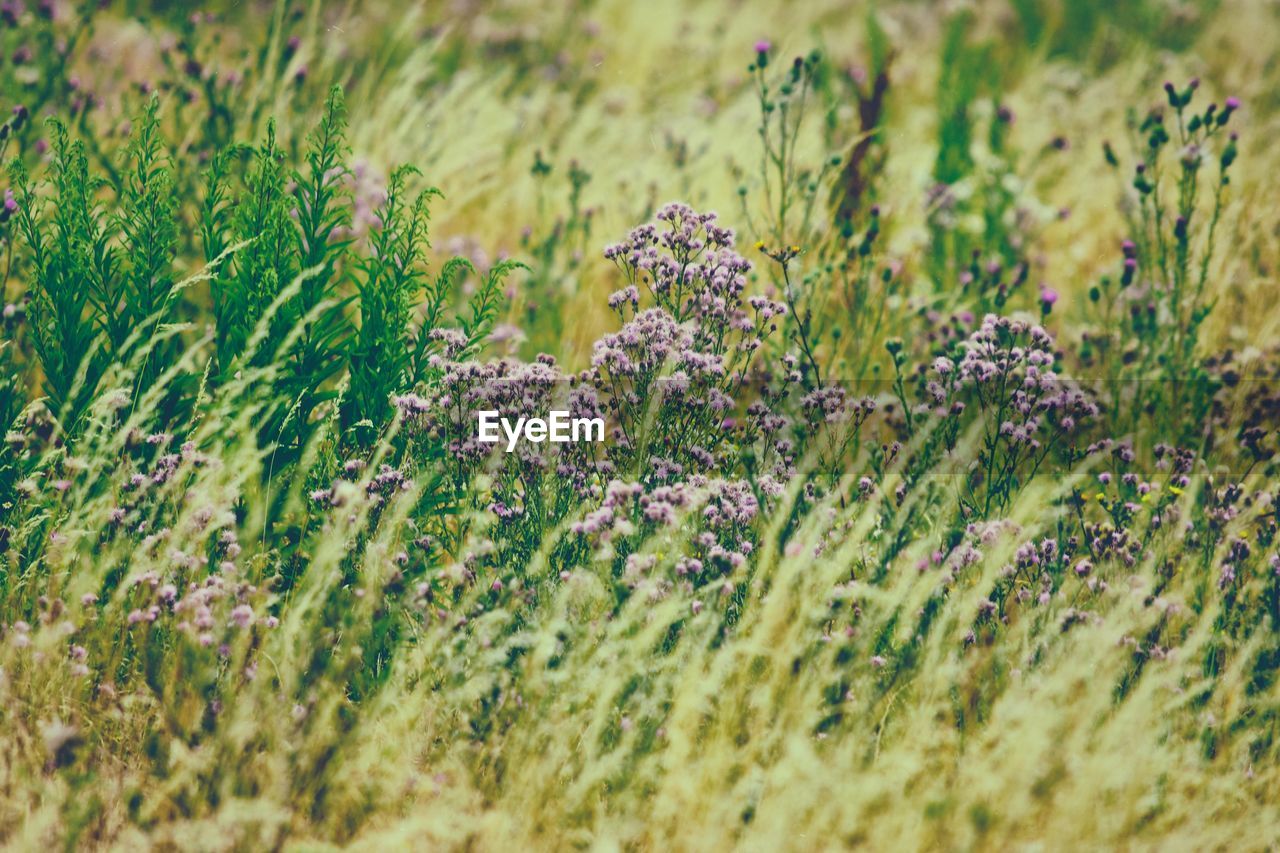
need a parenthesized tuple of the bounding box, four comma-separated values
(0, 1, 21, 27)
(230, 604, 253, 629)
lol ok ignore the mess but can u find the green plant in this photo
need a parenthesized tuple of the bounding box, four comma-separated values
(8, 120, 118, 426)
(349, 166, 439, 431)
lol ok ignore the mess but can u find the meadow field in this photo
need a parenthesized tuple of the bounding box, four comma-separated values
(1, 0, 1279, 848)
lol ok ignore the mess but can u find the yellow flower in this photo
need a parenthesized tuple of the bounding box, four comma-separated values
(754, 240, 765, 250)
(1169, 486, 1183, 496)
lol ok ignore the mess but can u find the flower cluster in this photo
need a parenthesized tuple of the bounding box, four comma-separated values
(931, 314, 1099, 514)
(604, 203, 752, 328)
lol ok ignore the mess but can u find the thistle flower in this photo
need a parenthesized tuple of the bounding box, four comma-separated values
(230, 604, 253, 629)
(1039, 286, 1058, 313)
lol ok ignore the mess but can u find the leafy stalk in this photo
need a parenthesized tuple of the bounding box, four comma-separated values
(350, 166, 439, 429)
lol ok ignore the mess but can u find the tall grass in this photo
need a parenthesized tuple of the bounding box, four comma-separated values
(0, 0, 1278, 848)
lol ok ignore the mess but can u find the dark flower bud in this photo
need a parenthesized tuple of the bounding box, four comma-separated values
(1217, 96, 1239, 126)
(1221, 135, 1237, 169)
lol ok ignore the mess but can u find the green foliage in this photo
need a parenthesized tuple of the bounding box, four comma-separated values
(1084, 82, 1239, 443)
(934, 14, 994, 186)
(1009, 0, 1215, 62)
(517, 157, 593, 355)
(463, 258, 528, 354)
(349, 166, 439, 430)
(218, 121, 298, 366)
(8, 120, 119, 424)
(409, 254, 473, 382)
(280, 87, 356, 449)
(293, 87, 353, 296)
(118, 97, 179, 387)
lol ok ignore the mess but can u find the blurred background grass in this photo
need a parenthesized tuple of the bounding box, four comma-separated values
(44, 0, 1278, 365)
